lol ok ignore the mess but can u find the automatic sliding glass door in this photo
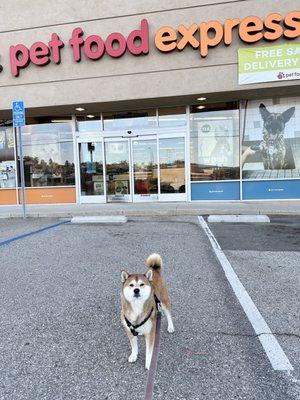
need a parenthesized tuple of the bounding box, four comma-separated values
(78, 132, 187, 203)
(105, 139, 131, 202)
(159, 136, 187, 201)
(132, 136, 158, 202)
(78, 141, 106, 203)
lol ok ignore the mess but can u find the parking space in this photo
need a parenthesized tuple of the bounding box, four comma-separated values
(0, 217, 299, 399)
(207, 216, 300, 380)
(0, 218, 64, 243)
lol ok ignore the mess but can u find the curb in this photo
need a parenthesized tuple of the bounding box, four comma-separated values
(71, 216, 128, 224)
(207, 214, 270, 223)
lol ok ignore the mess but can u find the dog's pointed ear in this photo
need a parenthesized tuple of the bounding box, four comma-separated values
(259, 103, 271, 121)
(121, 270, 129, 283)
(145, 269, 153, 282)
(282, 107, 295, 123)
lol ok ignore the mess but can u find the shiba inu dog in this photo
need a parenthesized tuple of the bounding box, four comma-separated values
(121, 253, 174, 370)
(259, 103, 295, 170)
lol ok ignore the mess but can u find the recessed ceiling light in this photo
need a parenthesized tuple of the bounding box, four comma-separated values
(197, 105, 205, 110)
(87, 114, 95, 118)
(75, 107, 85, 111)
(197, 97, 207, 101)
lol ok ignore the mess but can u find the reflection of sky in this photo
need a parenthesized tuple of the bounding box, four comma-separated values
(159, 138, 185, 163)
(80, 143, 103, 163)
(77, 120, 101, 132)
(21, 123, 74, 164)
(105, 141, 129, 163)
(132, 140, 157, 164)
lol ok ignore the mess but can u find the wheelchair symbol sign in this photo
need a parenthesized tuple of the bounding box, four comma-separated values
(12, 100, 25, 126)
(12, 101, 24, 113)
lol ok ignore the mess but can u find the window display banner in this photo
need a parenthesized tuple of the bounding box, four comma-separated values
(238, 43, 300, 85)
(241, 97, 300, 181)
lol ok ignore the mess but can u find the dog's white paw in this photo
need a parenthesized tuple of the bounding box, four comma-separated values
(167, 325, 175, 333)
(145, 363, 150, 370)
(128, 353, 138, 363)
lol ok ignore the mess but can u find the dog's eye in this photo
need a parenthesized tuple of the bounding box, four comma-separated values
(129, 284, 134, 287)
(140, 283, 145, 287)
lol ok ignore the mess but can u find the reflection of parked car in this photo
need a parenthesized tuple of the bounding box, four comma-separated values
(160, 183, 175, 193)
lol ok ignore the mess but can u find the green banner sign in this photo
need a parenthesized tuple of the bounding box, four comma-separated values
(238, 43, 300, 85)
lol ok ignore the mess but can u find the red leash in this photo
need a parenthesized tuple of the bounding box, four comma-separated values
(144, 310, 162, 400)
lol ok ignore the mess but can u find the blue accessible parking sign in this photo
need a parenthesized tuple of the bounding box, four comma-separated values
(12, 100, 25, 126)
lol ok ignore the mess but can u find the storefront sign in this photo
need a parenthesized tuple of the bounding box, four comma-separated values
(239, 43, 300, 84)
(5, 10, 300, 76)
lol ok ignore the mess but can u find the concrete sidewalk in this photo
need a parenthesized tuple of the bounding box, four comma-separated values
(0, 200, 300, 218)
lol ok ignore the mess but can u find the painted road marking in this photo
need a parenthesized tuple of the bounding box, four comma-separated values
(198, 216, 293, 371)
(0, 220, 70, 248)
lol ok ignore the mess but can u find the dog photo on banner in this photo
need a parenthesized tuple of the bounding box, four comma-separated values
(241, 97, 300, 180)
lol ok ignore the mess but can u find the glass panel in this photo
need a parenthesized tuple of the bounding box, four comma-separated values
(105, 140, 130, 200)
(242, 97, 300, 180)
(20, 123, 75, 187)
(103, 109, 156, 131)
(76, 115, 102, 132)
(0, 126, 16, 188)
(190, 108, 239, 181)
(79, 142, 104, 196)
(132, 139, 158, 195)
(158, 106, 186, 127)
(159, 137, 185, 193)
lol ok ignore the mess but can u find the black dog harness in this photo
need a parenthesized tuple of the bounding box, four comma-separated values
(124, 294, 161, 337)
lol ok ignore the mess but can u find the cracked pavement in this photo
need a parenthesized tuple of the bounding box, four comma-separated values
(0, 216, 299, 399)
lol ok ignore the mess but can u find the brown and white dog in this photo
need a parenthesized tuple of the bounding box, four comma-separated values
(120, 253, 174, 369)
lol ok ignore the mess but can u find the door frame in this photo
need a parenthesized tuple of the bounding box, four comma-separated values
(75, 127, 188, 203)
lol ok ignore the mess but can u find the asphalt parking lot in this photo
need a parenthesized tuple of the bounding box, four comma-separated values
(0, 216, 299, 400)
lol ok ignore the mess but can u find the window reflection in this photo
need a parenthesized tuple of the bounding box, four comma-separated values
(20, 123, 75, 187)
(76, 115, 102, 132)
(0, 127, 16, 188)
(190, 108, 239, 181)
(103, 109, 156, 131)
(158, 106, 186, 127)
(159, 138, 185, 193)
(105, 141, 130, 199)
(79, 142, 104, 195)
(132, 139, 158, 195)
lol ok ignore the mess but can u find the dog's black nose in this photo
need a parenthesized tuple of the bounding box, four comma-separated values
(134, 288, 140, 294)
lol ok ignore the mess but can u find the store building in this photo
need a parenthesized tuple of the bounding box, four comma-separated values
(0, 0, 299, 205)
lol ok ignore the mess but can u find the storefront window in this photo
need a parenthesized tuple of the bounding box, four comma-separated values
(103, 109, 156, 131)
(19, 123, 75, 187)
(0, 126, 16, 188)
(158, 106, 186, 127)
(190, 106, 239, 181)
(76, 115, 102, 132)
(241, 97, 300, 179)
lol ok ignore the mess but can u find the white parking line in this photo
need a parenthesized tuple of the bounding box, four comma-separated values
(198, 216, 294, 371)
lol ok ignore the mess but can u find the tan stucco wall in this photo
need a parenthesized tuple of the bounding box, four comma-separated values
(0, 0, 299, 113)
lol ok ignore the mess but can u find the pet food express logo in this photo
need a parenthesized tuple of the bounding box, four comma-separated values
(4, 10, 300, 77)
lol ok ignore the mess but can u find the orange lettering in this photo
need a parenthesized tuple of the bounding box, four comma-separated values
(155, 26, 177, 52)
(264, 13, 283, 40)
(224, 18, 241, 45)
(284, 11, 300, 38)
(199, 20, 223, 57)
(177, 23, 199, 50)
(239, 16, 263, 43)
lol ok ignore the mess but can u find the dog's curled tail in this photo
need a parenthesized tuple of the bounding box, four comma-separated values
(146, 253, 162, 271)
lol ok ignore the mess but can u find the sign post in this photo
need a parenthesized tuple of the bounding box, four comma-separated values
(12, 101, 26, 218)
